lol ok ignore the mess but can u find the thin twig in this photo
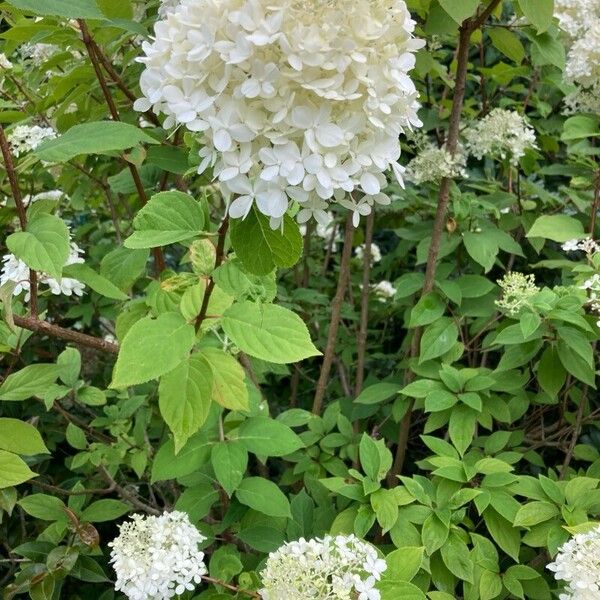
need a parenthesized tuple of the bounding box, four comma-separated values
(0, 124, 38, 316)
(312, 213, 354, 415)
(98, 465, 161, 515)
(201, 575, 260, 598)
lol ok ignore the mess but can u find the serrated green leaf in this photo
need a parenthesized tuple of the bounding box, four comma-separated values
(211, 442, 248, 497)
(222, 301, 320, 364)
(517, 0, 554, 32)
(125, 191, 205, 248)
(438, 0, 479, 24)
(111, 313, 195, 388)
(527, 215, 584, 242)
(201, 347, 249, 411)
(0, 419, 49, 455)
(0, 364, 61, 401)
(0, 451, 37, 489)
(5, 0, 104, 18)
(7, 214, 70, 279)
(237, 417, 304, 457)
(236, 477, 291, 518)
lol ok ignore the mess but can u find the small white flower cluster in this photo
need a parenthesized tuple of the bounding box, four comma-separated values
(564, 22, 600, 115)
(7, 125, 56, 157)
(0, 53, 13, 70)
(20, 43, 59, 67)
(580, 274, 600, 327)
(495, 272, 540, 317)
(405, 143, 468, 184)
(554, 0, 600, 40)
(464, 109, 537, 165)
(0, 242, 85, 300)
(372, 280, 397, 301)
(109, 511, 207, 600)
(547, 524, 600, 599)
(22, 189, 65, 208)
(356, 242, 382, 264)
(135, 0, 423, 227)
(562, 238, 600, 254)
(260, 534, 387, 600)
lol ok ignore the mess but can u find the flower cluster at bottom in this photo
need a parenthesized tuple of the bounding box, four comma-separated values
(547, 523, 600, 599)
(109, 511, 207, 600)
(260, 534, 387, 600)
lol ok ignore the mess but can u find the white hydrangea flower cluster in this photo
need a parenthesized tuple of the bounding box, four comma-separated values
(20, 43, 59, 67)
(0, 242, 86, 300)
(562, 238, 600, 255)
(260, 534, 387, 600)
(554, 0, 600, 40)
(564, 23, 600, 115)
(405, 143, 468, 184)
(158, 0, 180, 17)
(464, 109, 537, 165)
(0, 53, 13, 70)
(109, 511, 207, 600)
(547, 524, 600, 599)
(580, 274, 600, 327)
(7, 125, 57, 157)
(356, 242, 382, 264)
(372, 280, 397, 301)
(135, 0, 424, 227)
(495, 272, 540, 317)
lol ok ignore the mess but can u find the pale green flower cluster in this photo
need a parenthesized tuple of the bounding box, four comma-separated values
(495, 272, 540, 317)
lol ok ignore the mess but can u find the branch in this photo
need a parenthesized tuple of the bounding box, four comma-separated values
(98, 465, 161, 515)
(195, 215, 230, 331)
(12, 315, 119, 354)
(201, 575, 260, 598)
(312, 213, 354, 415)
(0, 124, 38, 316)
(78, 20, 166, 275)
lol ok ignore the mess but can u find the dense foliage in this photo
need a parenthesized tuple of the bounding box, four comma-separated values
(0, 1, 599, 599)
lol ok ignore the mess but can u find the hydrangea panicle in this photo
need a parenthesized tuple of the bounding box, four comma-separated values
(464, 108, 537, 165)
(405, 143, 467, 184)
(109, 511, 207, 600)
(547, 523, 600, 599)
(372, 280, 397, 301)
(135, 0, 424, 227)
(495, 272, 540, 317)
(356, 242, 382, 264)
(260, 534, 386, 600)
(7, 124, 57, 157)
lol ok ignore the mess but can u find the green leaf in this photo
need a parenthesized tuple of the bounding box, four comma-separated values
(385, 546, 424, 582)
(151, 434, 212, 483)
(371, 488, 398, 533)
(0, 364, 61, 401)
(230, 207, 302, 275)
(18, 494, 65, 520)
(355, 382, 402, 405)
(408, 292, 445, 327)
(5, 0, 104, 18)
(175, 485, 219, 521)
(125, 191, 205, 248)
(484, 508, 521, 561)
(440, 534, 474, 583)
(237, 417, 304, 457)
(222, 301, 320, 364)
(419, 318, 458, 363)
(236, 477, 291, 518)
(562, 115, 600, 141)
(531, 32, 565, 70)
(201, 347, 249, 411)
(146, 145, 190, 174)
(0, 451, 37, 489)
(0, 419, 49, 455)
(449, 405, 477, 456)
(111, 313, 195, 388)
(438, 0, 479, 24)
(81, 500, 129, 522)
(513, 501, 559, 527)
(489, 27, 525, 63)
(100, 247, 149, 291)
(159, 354, 213, 453)
(7, 214, 70, 279)
(211, 442, 248, 497)
(537, 347, 566, 398)
(379, 580, 426, 600)
(527, 215, 584, 243)
(35, 122, 159, 163)
(517, 0, 554, 32)
(463, 232, 498, 272)
(62, 263, 128, 301)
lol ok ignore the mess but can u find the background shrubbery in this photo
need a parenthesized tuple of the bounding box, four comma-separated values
(1, 1, 600, 599)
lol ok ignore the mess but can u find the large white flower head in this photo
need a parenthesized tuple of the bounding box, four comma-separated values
(109, 511, 207, 600)
(464, 108, 537, 165)
(564, 22, 600, 115)
(547, 524, 600, 599)
(0, 242, 86, 301)
(554, 0, 600, 40)
(135, 0, 424, 227)
(7, 125, 57, 157)
(405, 143, 468, 184)
(260, 534, 387, 600)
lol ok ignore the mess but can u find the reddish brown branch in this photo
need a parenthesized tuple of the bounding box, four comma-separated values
(13, 315, 119, 354)
(312, 213, 354, 415)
